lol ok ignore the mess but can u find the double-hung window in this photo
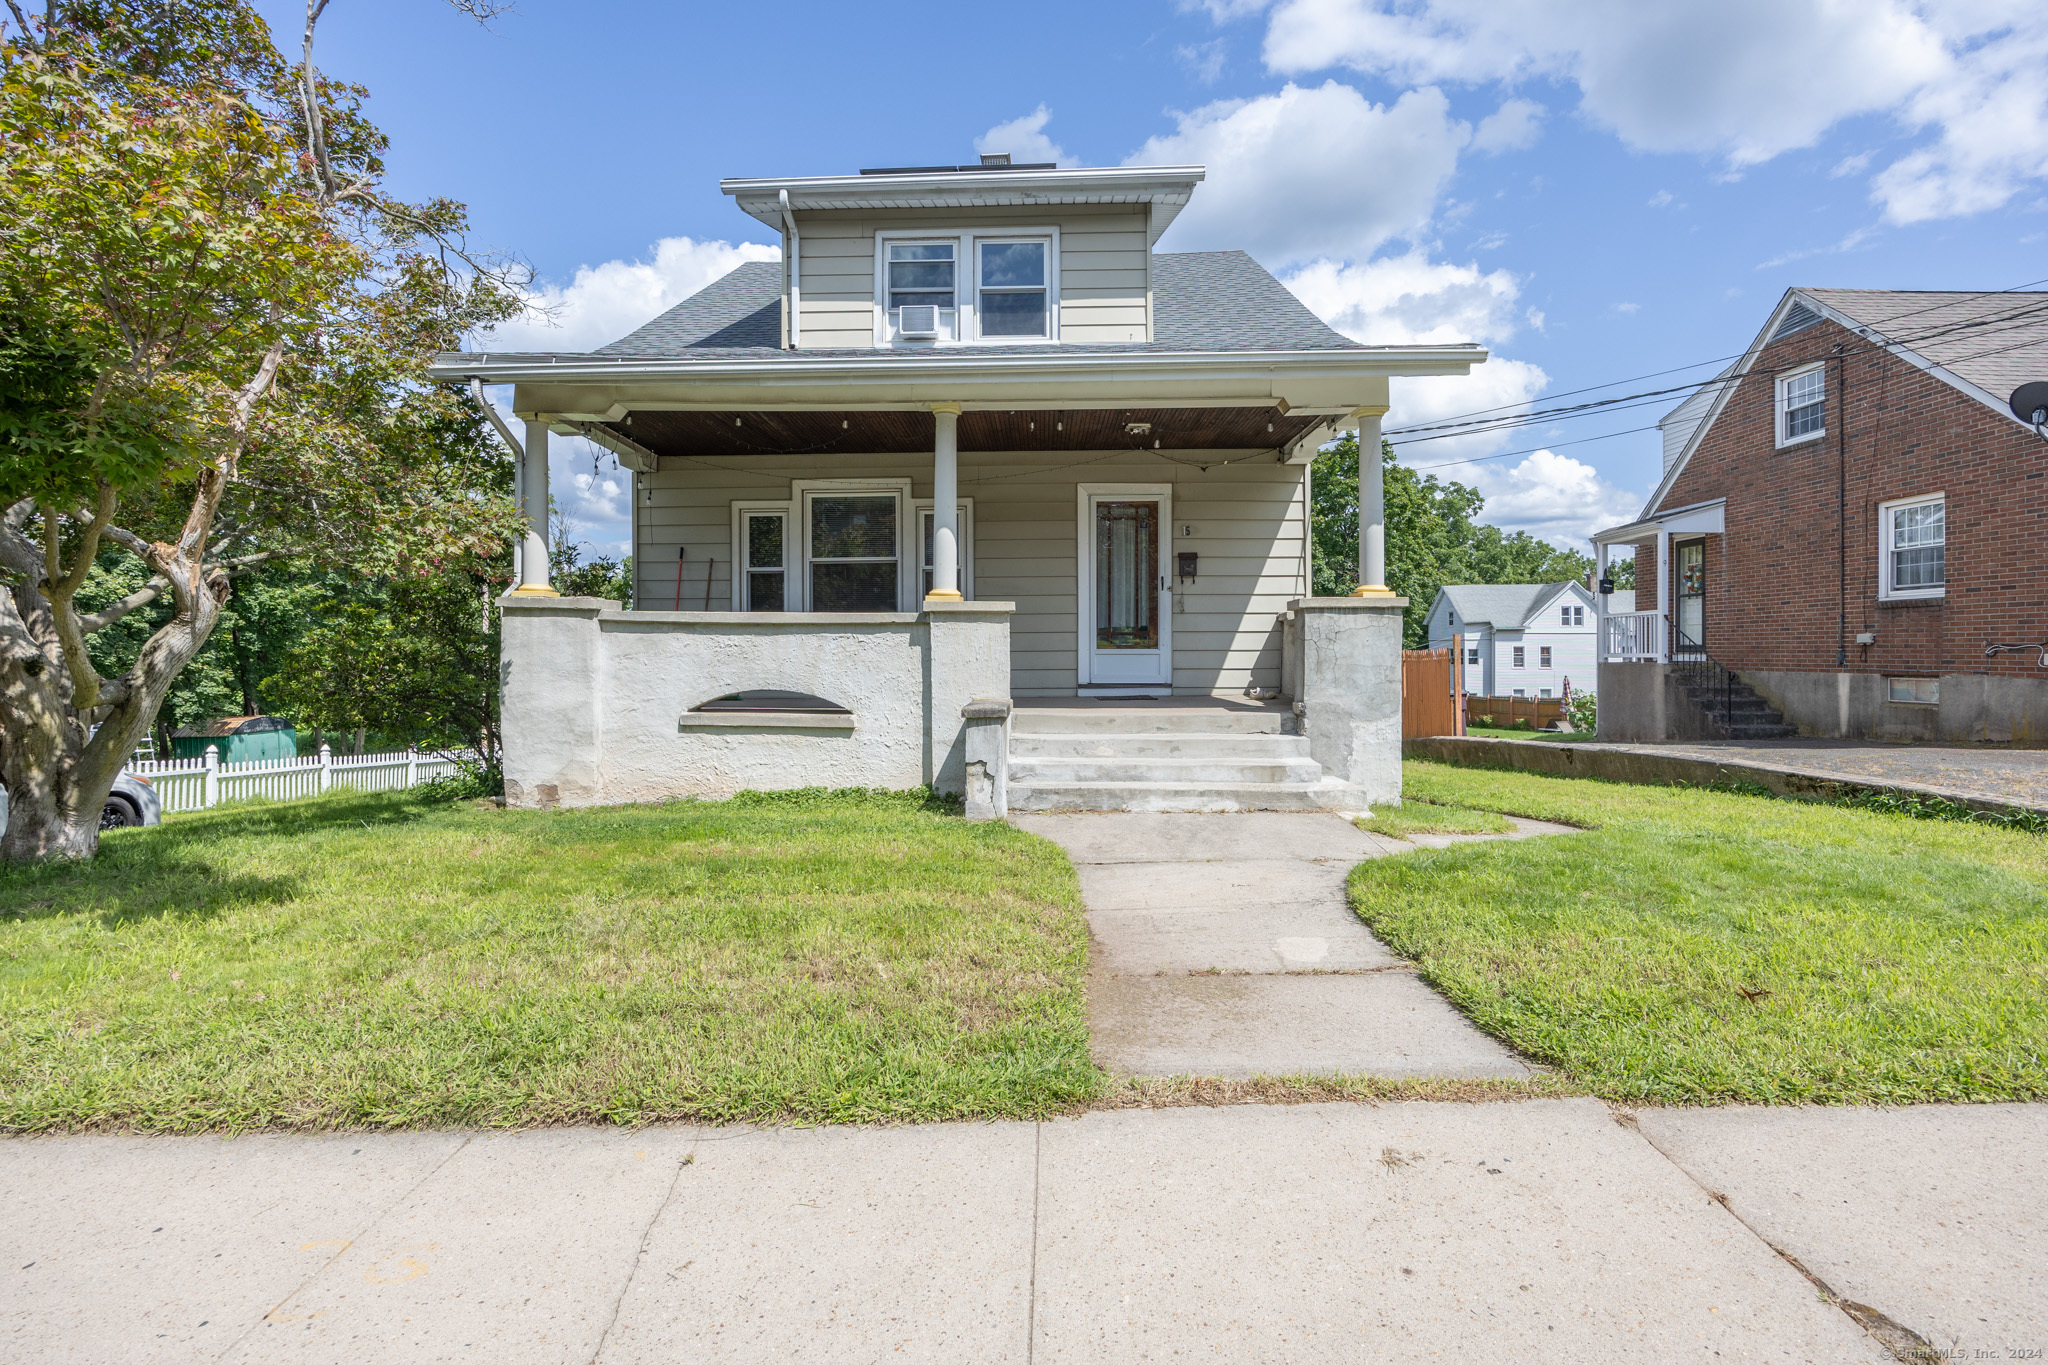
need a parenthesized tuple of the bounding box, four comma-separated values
(1879, 494, 1946, 600)
(885, 243, 957, 341)
(807, 491, 900, 610)
(738, 509, 788, 611)
(1777, 365, 1826, 446)
(878, 230, 1058, 345)
(1512, 646, 1526, 668)
(977, 240, 1049, 338)
(1539, 646, 1552, 669)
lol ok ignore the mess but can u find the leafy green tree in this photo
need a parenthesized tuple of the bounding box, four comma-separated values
(0, 2, 522, 859)
(1310, 435, 1596, 646)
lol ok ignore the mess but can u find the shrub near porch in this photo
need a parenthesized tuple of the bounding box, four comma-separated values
(0, 790, 1095, 1131)
(1349, 762, 2048, 1105)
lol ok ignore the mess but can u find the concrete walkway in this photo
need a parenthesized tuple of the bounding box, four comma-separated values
(1013, 810, 1560, 1079)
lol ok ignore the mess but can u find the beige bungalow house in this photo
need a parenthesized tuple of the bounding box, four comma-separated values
(431, 156, 1487, 815)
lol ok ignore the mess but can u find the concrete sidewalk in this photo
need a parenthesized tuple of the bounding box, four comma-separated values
(23, 1099, 2042, 1363)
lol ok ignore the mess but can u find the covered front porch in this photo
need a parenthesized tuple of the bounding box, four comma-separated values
(1591, 499, 1726, 665)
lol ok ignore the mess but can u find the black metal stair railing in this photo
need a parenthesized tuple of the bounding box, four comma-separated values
(1670, 628, 1737, 732)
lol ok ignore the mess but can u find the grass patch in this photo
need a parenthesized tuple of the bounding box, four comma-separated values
(1356, 799, 1514, 839)
(0, 788, 1097, 1131)
(1462, 726, 1599, 743)
(1098, 1073, 1576, 1108)
(1346, 762, 2048, 1105)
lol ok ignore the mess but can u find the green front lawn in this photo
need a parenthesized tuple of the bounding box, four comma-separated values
(0, 790, 1094, 1131)
(1461, 726, 1599, 742)
(1349, 762, 2048, 1104)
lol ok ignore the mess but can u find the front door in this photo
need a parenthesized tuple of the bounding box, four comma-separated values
(1080, 486, 1172, 686)
(1675, 540, 1705, 655)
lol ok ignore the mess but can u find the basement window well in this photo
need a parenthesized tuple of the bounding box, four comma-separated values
(680, 691, 855, 730)
(1885, 677, 1939, 706)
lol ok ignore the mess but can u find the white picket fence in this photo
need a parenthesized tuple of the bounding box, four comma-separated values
(126, 745, 468, 814)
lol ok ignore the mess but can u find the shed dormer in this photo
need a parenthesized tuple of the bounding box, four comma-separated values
(721, 159, 1205, 350)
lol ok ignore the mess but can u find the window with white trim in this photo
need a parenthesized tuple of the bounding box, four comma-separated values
(1879, 493, 1945, 600)
(738, 508, 789, 611)
(1466, 647, 1480, 665)
(1776, 364, 1826, 446)
(1539, 646, 1552, 669)
(977, 240, 1048, 338)
(1559, 604, 1584, 626)
(876, 229, 1058, 346)
(885, 242, 957, 342)
(1512, 645, 1526, 668)
(806, 490, 901, 611)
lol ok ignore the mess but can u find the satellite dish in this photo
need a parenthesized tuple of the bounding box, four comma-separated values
(2011, 381, 2048, 428)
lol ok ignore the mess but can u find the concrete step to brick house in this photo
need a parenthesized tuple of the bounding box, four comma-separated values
(1009, 755, 1329, 785)
(1009, 732, 1312, 760)
(1675, 675, 1800, 740)
(1006, 777, 1370, 813)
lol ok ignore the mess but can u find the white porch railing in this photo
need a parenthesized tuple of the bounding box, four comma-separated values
(1601, 610, 1667, 662)
(126, 746, 468, 814)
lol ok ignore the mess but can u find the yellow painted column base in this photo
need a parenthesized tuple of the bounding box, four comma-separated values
(1348, 585, 1399, 598)
(508, 585, 562, 598)
(923, 590, 965, 602)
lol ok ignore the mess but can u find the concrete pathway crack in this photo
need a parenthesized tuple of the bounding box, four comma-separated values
(1615, 1108, 1934, 1362)
(589, 1140, 698, 1365)
(216, 1134, 473, 1363)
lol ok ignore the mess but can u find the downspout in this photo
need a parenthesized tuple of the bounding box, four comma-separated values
(470, 377, 526, 585)
(779, 188, 801, 350)
(1834, 346, 1848, 668)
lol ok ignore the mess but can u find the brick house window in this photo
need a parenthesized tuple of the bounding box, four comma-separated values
(1777, 364, 1826, 446)
(1540, 646, 1552, 668)
(1512, 646, 1526, 667)
(1879, 494, 1945, 600)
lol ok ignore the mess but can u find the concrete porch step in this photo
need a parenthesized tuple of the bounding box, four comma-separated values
(1010, 705, 1295, 736)
(1009, 755, 1328, 785)
(1008, 777, 1369, 813)
(1009, 732, 1312, 760)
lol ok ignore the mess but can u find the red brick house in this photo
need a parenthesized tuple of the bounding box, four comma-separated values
(1592, 288, 2048, 744)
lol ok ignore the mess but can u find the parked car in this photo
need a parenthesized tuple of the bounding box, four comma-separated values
(0, 772, 163, 833)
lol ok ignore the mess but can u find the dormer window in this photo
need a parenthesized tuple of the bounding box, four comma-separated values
(876, 228, 1059, 345)
(978, 241, 1048, 337)
(886, 243, 957, 341)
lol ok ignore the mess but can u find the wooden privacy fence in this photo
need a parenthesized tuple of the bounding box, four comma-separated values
(1401, 643, 1466, 738)
(126, 746, 467, 814)
(1464, 694, 1566, 731)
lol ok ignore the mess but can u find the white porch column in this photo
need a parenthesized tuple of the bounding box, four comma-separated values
(513, 418, 556, 596)
(1654, 527, 1671, 663)
(1350, 405, 1395, 597)
(927, 403, 963, 601)
(1595, 540, 1610, 658)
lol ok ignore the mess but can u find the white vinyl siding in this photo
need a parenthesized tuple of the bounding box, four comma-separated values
(792, 205, 1150, 348)
(636, 448, 1305, 695)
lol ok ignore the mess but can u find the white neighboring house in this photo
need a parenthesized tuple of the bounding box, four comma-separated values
(1424, 582, 1614, 698)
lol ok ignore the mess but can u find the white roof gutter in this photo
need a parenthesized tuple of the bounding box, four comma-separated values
(429, 345, 1488, 385)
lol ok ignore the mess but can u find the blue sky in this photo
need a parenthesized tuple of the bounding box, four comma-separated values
(259, 0, 2048, 560)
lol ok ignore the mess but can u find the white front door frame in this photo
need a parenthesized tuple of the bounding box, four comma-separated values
(1076, 483, 1174, 689)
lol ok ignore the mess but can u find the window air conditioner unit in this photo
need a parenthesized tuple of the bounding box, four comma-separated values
(898, 305, 940, 339)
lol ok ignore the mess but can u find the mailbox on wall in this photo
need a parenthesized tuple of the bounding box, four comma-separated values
(1177, 551, 1198, 583)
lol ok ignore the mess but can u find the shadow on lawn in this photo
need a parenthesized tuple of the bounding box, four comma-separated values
(0, 791, 434, 927)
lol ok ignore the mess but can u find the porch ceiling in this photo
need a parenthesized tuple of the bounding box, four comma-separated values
(604, 405, 1321, 457)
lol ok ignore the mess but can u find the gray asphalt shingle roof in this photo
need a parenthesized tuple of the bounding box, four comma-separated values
(590, 251, 1367, 359)
(1433, 583, 1580, 630)
(1800, 289, 2048, 406)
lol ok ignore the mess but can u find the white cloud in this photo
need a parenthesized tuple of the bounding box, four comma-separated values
(1614, 301, 1640, 314)
(1240, 0, 2048, 223)
(1646, 188, 1675, 207)
(1178, 40, 1228, 84)
(1462, 449, 1643, 546)
(1129, 82, 1468, 265)
(976, 106, 1073, 167)
(482, 237, 779, 353)
(1470, 97, 1544, 154)
(1177, 0, 1273, 19)
(1283, 251, 1550, 463)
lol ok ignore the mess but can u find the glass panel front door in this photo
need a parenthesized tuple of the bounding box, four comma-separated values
(1086, 494, 1171, 685)
(1675, 540, 1704, 655)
